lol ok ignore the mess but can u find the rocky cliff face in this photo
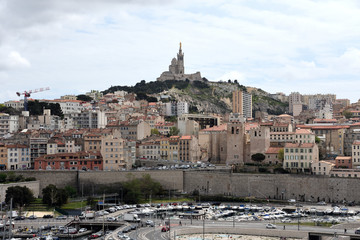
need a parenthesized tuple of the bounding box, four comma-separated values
(164, 81, 288, 115)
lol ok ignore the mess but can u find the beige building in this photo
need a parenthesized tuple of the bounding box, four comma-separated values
(232, 90, 252, 118)
(6, 144, 31, 170)
(0, 143, 7, 170)
(352, 140, 360, 168)
(312, 160, 335, 176)
(84, 134, 102, 152)
(225, 121, 246, 165)
(289, 92, 302, 114)
(101, 132, 126, 170)
(264, 147, 282, 165)
(249, 125, 270, 156)
(179, 135, 201, 163)
(283, 142, 319, 172)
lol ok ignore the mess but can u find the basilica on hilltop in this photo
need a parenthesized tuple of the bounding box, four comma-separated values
(157, 43, 202, 82)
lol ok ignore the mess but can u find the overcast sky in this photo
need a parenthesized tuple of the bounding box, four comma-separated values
(1, 0, 360, 103)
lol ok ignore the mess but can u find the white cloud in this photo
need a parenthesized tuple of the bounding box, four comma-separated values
(1, 0, 360, 102)
(0, 51, 30, 70)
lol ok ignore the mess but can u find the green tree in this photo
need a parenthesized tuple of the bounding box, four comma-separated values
(76, 94, 93, 102)
(42, 184, 68, 207)
(5, 186, 34, 207)
(151, 128, 160, 135)
(87, 196, 97, 210)
(169, 126, 180, 136)
(278, 148, 284, 161)
(64, 185, 77, 198)
(343, 110, 353, 119)
(251, 153, 266, 162)
(0, 173, 7, 183)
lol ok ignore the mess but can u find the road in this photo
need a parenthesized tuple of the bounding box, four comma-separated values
(127, 219, 353, 240)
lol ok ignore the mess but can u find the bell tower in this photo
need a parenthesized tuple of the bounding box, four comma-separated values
(177, 42, 184, 74)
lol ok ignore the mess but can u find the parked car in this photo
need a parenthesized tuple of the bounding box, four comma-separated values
(78, 228, 87, 233)
(281, 218, 291, 223)
(317, 201, 326, 205)
(56, 215, 67, 220)
(43, 214, 53, 218)
(161, 226, 170, 232)
(106, 217, 117, 222)
(28, 215, 37, 220)
(14, 216, 25, 220)
(356, 229, 360, 234)
(266, 223, 277, 229)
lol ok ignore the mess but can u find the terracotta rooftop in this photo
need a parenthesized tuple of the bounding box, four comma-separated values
(265, 147, 283, 154)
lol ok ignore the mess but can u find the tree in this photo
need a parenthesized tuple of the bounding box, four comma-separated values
(315, 136, 321, 144)
(64, 185, 77, 198)
(0, 173, 7, 183)
(42, 184, 68, 207)
(343, 110, 353, 119)
(278, 149, 284, 161)
(76, 94, 93, 102)
(5, 186, 34, 207)
(169, 127, 180, 136)
(251, 153, 266, 162)
(151, 128, 160, 135)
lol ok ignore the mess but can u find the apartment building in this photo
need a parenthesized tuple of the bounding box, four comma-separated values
(335, 156, 352, 169)
(0, 113, 19, 137)
(34, 151, 103, 171)
(352, 140, 360, 168)
(137, 139, 160, 161)
(30, 138, 48, 168)
(0, 143, 7, 170)
(312, 160, 335, 175)
(232, 90, 252, 118)
(178, 135, 200, 162)
(6, 144, 30, 170)
(289, 92, 302, 114)
(283, 142, 319, 172)
(101, 133, 126, 170)
(84, 134, 102, 152)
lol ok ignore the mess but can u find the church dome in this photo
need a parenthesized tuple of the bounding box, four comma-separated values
(171, 58, 177, 65)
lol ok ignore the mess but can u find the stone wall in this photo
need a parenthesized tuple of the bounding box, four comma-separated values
(183, 171, 360, 203)
(0, 181, 40, 202)
(9, 170, 360, 203)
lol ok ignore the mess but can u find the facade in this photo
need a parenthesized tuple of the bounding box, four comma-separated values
(225, 121, 246, 165)
(289, 92, 302, 114)
(264, 147, 282, 165)
(6, 144, 30, 170)
(179, 135, 200, 162)
(165, 101, 189, 116)
(101, 133, 126, 170)
(352, 140, 360, 168)
(283, 142, 319, 172)
(157, 43, 202, 82)
(312, 160, 335, 176)
(34, 151, 103, 170)
(84, 134, 102, 152)
(0, 113, 19, 137)
(335, 156, 352, 169)
(30, 138, 48, 168)
(232, 90, 252, 118)
(137, 139, 160, 161)
(0, 143, 8, 170)
(177, 114, 220, 136)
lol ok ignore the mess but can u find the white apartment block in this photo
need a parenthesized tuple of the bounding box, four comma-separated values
(0, 113, 19, 137)
(49, 100, 84, 114)
(4, 100, 24, 110)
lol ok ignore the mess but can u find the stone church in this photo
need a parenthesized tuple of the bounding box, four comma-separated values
(157, 43, 202, 82)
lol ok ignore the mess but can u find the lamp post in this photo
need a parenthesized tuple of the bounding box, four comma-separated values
(296, 203, 300, 231)
(202, 212, 205, 240)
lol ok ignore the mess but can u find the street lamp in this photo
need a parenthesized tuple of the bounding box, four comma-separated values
(203, 212, 205, 240)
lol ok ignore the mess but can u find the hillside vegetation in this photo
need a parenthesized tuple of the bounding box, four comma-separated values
(103, 80, 288, 115)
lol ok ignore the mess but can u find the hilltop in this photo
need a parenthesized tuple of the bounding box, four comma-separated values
(103, 80, 288, 115)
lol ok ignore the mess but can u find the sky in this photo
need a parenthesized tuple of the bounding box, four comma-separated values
(1, 0, 360, 103)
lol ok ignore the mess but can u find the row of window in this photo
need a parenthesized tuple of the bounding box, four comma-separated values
(285, 155, 312, 160)
(285, 148, 312, 153)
